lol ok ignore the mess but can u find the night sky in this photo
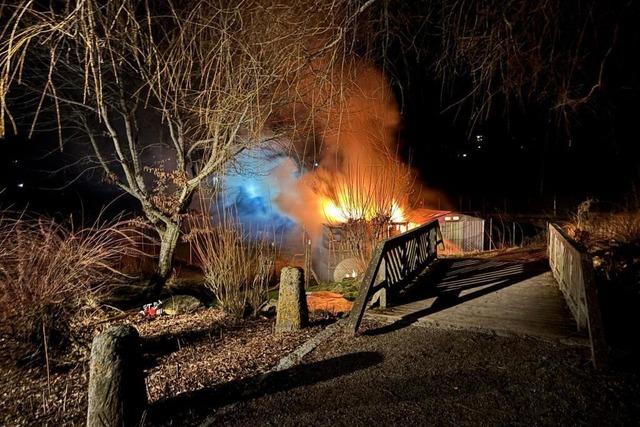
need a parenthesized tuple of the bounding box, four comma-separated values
(1, 1, 639, 220)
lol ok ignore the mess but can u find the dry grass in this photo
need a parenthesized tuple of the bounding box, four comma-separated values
(573, 212, 640, 247)
(566, 202, 640, 288)
(186, 208, 275, 319)
(0, 213, 145, 361)
(568, 200, 640, 248)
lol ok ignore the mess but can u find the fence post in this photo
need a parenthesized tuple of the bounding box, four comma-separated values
(489, 217, 492, 250)
(275, 267, 309, 333)
(87, 325, 147, 427)
(580, 252, 609, 368)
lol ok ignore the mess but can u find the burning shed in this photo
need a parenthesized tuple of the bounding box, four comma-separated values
(315, 208, 485, 282)
(317, 217, 409, 282)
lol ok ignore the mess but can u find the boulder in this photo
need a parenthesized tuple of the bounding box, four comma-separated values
(333, 257, 361, 282)
(163, 295, 203, 315)
(260, 299, 278, 315)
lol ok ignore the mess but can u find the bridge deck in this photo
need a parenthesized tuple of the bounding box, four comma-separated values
(368, 256, 588, 345)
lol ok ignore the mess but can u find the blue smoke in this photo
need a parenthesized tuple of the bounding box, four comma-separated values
(219, 148, 297, 235)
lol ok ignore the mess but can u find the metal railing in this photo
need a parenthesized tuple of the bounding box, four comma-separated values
(346, 220, 443, 334)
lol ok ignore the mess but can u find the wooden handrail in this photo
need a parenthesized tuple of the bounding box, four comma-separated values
(548, 223, 608, 368)
(346, 220, 443, 334)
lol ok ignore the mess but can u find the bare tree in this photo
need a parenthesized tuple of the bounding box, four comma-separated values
(353, 0, 626, 132)
(0, 0, 372, 291)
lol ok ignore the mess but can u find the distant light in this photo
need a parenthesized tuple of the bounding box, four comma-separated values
(462, 153, 468, 158)
(17, 182, 24, 188)
(452, 215, 460, 221)
(444, 216, 452, 221)
(245, 184, 257, 197)
(477, 145, 481, 149)
(313, 162, 319, 167)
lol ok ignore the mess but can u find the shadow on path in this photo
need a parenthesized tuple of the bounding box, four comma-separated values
(147, 351, 384, 422)
(366, 258, 549, 336)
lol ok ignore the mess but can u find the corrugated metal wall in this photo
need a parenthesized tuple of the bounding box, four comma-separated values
(439, 215, 485, 252)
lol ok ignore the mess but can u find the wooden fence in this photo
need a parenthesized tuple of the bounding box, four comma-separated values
(346, 220, 443, 334)
(548, 223, 608, 367)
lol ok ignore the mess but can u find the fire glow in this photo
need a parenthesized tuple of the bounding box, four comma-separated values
(321, 197, 407, 224)
(274, 62, 422, 243)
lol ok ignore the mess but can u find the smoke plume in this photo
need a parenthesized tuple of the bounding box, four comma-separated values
(275, 61, 413, 239)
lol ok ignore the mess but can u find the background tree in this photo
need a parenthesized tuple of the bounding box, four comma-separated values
(0, 0, 370, 291)
(350, 0, 638, 205)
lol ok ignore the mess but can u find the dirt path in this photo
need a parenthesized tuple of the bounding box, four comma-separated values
(187, 322, 640, 426)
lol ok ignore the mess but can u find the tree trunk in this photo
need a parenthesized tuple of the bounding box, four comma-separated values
(150, 220, 181, 295)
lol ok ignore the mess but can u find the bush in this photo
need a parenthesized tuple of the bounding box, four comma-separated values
(0, 214, 139, 361)
(186, 209, 275, 318)
(569, 200, 640, 247)
(568, 202, 640, 304)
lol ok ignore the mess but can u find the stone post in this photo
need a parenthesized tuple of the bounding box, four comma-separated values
(87, 325, 147, 427)
(275, 267, 309, 333)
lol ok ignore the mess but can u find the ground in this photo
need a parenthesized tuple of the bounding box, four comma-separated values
(4, 313, 640, 426)
(191, 320, 640, 426)
(0, 309, 323, 426)
(3, 248, 639, 425)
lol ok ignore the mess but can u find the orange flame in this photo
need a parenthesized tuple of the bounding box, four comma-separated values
(390, 200, 404, 223)
(321, 197, 349, 223)
(321, 196, 407, 224)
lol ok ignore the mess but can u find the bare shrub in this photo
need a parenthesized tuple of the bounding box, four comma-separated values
(0, 0, 374, 291)
(568, 203, 640, 294)
(571, 209, 640, 247)
(575, 198, 597, 231)
(186, 209, 275, 319)
(317, 160, 414, 273)
(0, 214, 143, 361)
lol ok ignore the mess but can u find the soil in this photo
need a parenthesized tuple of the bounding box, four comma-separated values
(200, 320, 640, 426)
(0, 309, 325, 426)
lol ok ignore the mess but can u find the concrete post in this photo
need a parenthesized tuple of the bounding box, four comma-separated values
(87, 325, 147, 427)
(275, 267, 309, 333)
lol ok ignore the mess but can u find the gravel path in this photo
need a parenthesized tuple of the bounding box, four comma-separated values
(190, 322, 640, 426)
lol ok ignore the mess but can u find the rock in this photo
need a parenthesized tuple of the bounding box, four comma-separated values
(260, 299, 278, 315)
(163, 295, 203, 315)
(87, 325, 147, 427)
(592, 256, 603, 269)
(333, 257, 361, 282)
(275, 267, 309, 333)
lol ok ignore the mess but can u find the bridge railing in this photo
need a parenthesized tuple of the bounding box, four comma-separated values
(548, 223, 607, 367)
(346, 219, 444, 334)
